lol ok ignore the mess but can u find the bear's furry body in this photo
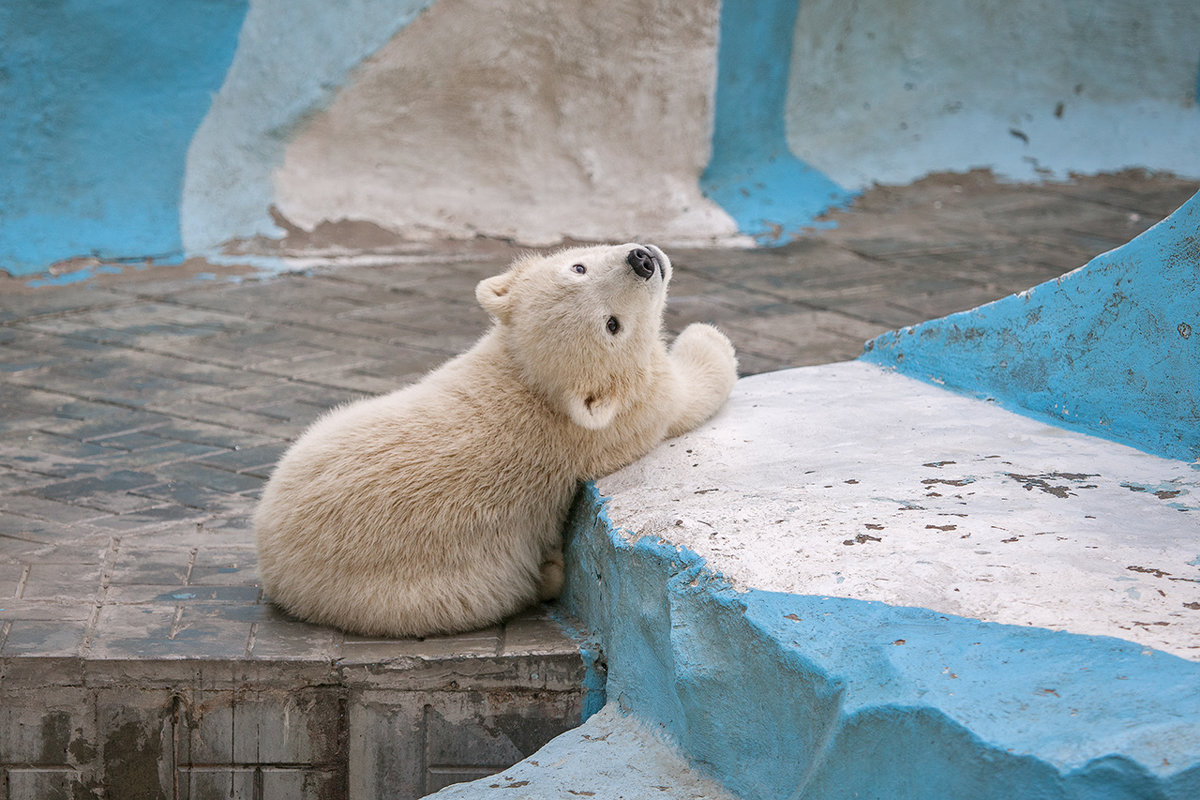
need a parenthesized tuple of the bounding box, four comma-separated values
(255, 244, 736, 636)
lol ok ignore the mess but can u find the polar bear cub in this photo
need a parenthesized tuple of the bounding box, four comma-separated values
(254, 244, 737, 637)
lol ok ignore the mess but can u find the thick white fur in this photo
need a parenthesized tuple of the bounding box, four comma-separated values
(254, 244, 737, 637)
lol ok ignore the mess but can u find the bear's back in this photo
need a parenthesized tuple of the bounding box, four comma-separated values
(255, 339, 577, 569)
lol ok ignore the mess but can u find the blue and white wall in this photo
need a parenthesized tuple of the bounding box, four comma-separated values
(3, 0, 1199, 275)
(785, 1, 1200, 191)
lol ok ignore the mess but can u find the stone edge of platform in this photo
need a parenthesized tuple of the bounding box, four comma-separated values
(560, 479, 1200, 800)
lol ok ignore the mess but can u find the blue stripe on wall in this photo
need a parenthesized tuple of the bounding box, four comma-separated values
(0, 0, 248, 276)
(862, 190, 1200, 462)
(701, 0, 856, 245)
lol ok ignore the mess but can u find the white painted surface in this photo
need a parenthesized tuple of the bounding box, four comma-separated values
(274, 0, 740, 247)
(786, 0, 1200, 186)
(181, 0, 435, 252)
(429, 704, 735, 799)
(599, 362, 1200, 660)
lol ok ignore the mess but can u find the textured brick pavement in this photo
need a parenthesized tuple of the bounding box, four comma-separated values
(0, 170, 1195, 793)
(1, 169, 1195, 666)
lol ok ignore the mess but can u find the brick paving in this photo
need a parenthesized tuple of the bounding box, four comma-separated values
(1, 168, 1196, 663)
(0, 169, 1195, 795)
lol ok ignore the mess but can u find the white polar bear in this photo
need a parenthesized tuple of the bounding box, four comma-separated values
(254, 243, 737, 637)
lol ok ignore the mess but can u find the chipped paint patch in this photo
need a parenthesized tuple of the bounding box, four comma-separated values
(1005, 472, 1100, 498)
(25, 264, 123, 288)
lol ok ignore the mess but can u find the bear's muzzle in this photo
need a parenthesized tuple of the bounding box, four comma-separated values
(626, 247, 661, 280)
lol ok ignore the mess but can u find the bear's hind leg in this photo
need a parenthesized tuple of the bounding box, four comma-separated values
(536, 547, 565, 601)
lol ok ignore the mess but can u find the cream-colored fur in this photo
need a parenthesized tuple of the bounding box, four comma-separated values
(254, 244, 737, 637)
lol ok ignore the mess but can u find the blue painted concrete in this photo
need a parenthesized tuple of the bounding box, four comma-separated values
(548, 609, 609, 723)
(862, 190, 1200, 462)
(0, 0, 248, 276)
(562, 484, 1200, 799)
(700, 0, 856, 244)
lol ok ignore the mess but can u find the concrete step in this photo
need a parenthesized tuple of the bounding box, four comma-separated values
(557, 361, 1199, 799)
(0, 606, 599, 799)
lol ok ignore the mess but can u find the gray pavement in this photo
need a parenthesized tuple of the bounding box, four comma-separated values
(0, 169, 1195, 797)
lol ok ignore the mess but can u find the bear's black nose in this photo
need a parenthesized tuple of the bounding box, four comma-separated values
(627, 247, 658, 280)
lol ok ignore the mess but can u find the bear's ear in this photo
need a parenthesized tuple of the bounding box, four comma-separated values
(476, 273, 513, 323)
(566, 391, 622, 430)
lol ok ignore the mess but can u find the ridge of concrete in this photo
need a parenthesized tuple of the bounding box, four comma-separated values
(562, 427, 1200, 797)
(602, 363, 1199, 657)
(548, 183, 1200, 796)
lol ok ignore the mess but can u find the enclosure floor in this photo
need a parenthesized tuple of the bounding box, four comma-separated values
(1, 170, 1195, 795)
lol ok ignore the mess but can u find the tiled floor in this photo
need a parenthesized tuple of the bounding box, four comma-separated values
(0, 168, 1195, 796)
(1, 168, 1195, 664)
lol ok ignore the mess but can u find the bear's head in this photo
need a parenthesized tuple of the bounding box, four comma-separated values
(476, 243, 672, 430)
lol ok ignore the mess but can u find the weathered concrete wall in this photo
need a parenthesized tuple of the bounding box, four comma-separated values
(5, 0, 1199, 276)
(180, 0, 438, 254)
(787, 0, 1200, 189)
(271, 0, 733, 248)
(0, 631, 593, 798)
(0, 1, 248, 274)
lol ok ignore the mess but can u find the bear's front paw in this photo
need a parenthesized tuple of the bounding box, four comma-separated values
(673, 323, 738, 386)
(665, 324, 738, 438)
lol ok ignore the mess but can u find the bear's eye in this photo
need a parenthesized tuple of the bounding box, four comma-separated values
(571, 263, 587, 275)
(606, 316, 621, 335)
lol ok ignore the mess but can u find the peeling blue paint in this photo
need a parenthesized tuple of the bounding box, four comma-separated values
(700, 0, 857, 244)
(562, 483, 1200, 799)
(577, 646, 608, 722)
(0, 0, 248, 276)
(25, 264, 123, 288)
(549, 607, 609, 723)
(862, 190, 1200, 462)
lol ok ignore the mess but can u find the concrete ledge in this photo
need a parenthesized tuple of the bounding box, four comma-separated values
(558, 362, 1200, 799)
(603, 362, 1198, 656)
(0, 607, 598, 798)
